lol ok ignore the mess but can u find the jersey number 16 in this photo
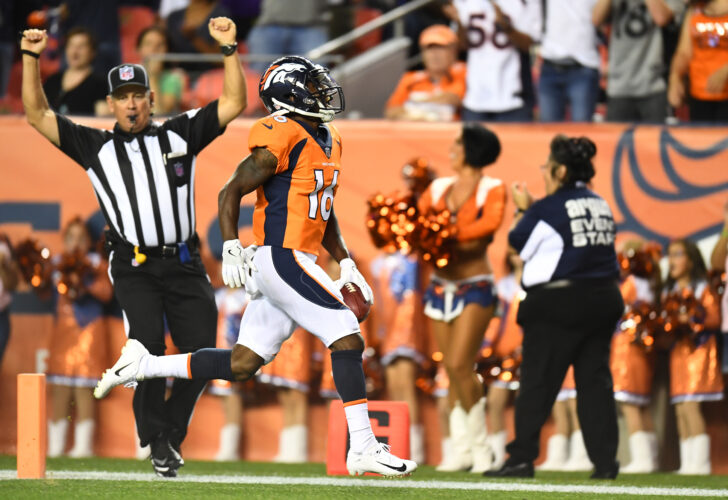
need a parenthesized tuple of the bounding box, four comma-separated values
(308, 169, 339, 221)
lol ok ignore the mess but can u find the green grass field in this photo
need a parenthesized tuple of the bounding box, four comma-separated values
(2, 456, 728, 499)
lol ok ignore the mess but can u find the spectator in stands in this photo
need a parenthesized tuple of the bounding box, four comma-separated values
(593, 0, 685, 123)
(0, 1, 16, 98)
(668, 0, 728, 122)
(0, 234, 18, 365)
(448, 0, 542, 122)
(47, 217, 113, 458)
(58, 0, 122, 74)
(385, 25, 465, 122)
(136, 26, 185, 115)
(246, 0, 328, 74)
(665, 238, 723, 475)
(538, 0, 601, 122)
(43, 27, 107, 116)
(165, 0, 231, 74)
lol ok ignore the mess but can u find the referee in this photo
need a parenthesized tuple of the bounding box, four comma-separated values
(486, 135, 624, 479)
(21, 18, 246, 476)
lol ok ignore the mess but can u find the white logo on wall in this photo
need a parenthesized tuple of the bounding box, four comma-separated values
(119, 66, 135, 81)
(565, 198, 615, 247)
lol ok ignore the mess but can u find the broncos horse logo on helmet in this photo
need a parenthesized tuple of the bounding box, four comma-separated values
(259, 56, 345, 123)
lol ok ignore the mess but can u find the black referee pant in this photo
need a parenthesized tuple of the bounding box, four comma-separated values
(506, 280, 624, 471)
(109, 246, 217, 449)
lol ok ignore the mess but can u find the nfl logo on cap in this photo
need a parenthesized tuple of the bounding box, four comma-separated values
(119, 66, 135, 81)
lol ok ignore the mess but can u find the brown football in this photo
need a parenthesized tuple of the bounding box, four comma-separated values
(340, 282, 370, 323)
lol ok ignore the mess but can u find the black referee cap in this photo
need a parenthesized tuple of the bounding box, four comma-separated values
(107, 64, 149, 95)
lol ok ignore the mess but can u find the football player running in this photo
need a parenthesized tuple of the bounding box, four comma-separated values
(96, 56, 417, 477)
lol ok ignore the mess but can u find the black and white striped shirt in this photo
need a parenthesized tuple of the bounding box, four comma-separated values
(55, 101, 224, 247)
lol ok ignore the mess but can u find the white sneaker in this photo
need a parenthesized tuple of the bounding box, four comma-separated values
(94, 339, 148, 399)
(346, 442, 417, 477)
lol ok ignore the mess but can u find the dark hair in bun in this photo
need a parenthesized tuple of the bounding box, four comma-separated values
(549, 135, 597, 184)
(462, 123, 501, 168)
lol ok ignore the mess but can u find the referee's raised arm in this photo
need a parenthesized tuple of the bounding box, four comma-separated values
(208, 17, 247, 126)
(20, 29, 60, 146)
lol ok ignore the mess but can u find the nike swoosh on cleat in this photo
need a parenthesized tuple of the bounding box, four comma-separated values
(376, 461, 407, 472)
(114, 362, 133, 377)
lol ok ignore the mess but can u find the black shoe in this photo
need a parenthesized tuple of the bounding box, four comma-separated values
(150, 433, 184, 478)
(590, 461, 619, 480)
(483, 461, 535, 478)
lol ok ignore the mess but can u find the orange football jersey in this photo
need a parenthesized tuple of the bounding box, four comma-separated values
(249, 114, 343, 255)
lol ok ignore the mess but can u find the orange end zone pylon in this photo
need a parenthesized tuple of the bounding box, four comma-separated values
(17, 373, 46, 479)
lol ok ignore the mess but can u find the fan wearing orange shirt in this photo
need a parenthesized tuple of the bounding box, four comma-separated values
(668, 0, 728, 121)
(419, 123, 506, 473)
(385, 25, 466, 122)
(98, 56, 416, 477)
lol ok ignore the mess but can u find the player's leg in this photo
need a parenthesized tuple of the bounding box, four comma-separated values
(260, 247, 416, 475)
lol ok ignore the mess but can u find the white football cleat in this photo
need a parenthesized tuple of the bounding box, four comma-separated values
(347, 442, 417, 477)
(94, 339, 148, 399)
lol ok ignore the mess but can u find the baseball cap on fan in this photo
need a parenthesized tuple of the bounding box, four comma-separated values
(107, 64, 149, 95)
(419, 24, 458, 47)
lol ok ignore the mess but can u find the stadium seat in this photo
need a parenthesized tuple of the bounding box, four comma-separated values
(118, 6, 157, 64)
(187, 67, 262, 116)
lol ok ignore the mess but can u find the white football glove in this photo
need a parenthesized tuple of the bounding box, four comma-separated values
(222, 239, 257, 288)
(335, 257, 374, 305)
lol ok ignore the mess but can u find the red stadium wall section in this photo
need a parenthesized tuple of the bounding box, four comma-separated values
(1, 117, 728, 468)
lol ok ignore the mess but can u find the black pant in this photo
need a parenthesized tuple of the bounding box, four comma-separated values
(689, 96, 728, 123)
(109, 248, 217, 448)
(506, 281, 624, 470)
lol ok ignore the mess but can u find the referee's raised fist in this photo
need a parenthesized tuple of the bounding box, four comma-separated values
(208, 17, 236, 45)
(21, 29, 48, 54)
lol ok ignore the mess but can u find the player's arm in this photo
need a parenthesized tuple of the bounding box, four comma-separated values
(324, 209, 374, 304)
(208, 17, 247, 127)
(21, 29, 60, 146)
(322, 209, 350, 263)
(218, 147, 278, 241)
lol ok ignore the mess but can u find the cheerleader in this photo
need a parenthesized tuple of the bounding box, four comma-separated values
(610, 241, 661, 473)
(419, 123, 506, 472)
(666, 239, 723, 475)
(538, 367, 592, 471)
(258, 327, 313, 463)
(371, 158, 434, 464)
(483, 251, 524, 470)
(210, 286, 248, 461)
(47, 218, 112, 457)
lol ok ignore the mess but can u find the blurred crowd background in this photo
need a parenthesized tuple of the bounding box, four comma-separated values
(1, 0, 727, 123)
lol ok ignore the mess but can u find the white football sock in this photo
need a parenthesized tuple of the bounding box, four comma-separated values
(140, 353, 190, 379)
(344, 401, 378, 453)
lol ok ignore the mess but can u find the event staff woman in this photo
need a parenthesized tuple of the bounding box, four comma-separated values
(486, 135, 623, 479)
(418, 123, 506, 473)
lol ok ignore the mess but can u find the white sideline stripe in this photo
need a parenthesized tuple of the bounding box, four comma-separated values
(1, 470, 728, 497)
